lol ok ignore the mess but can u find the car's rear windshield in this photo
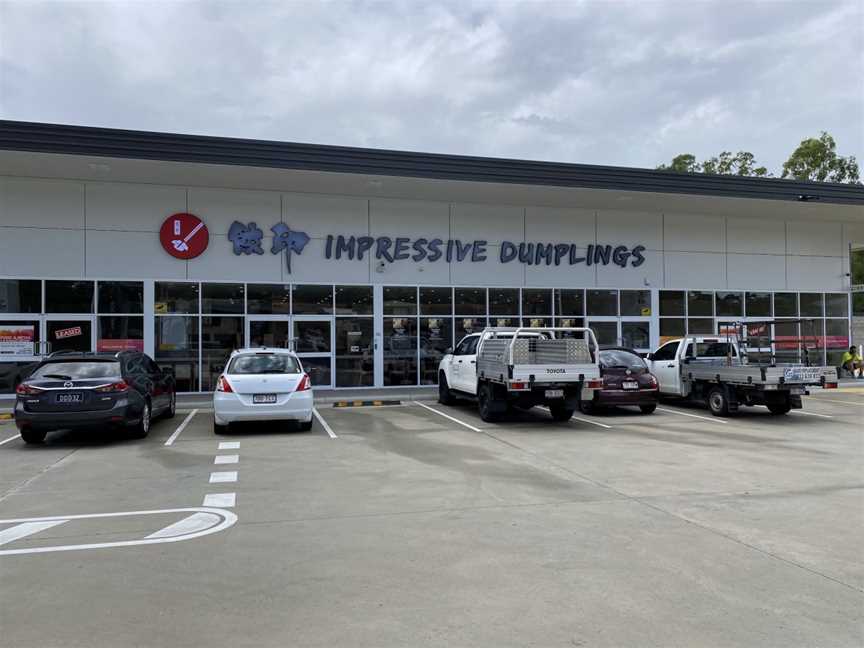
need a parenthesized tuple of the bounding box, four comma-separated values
(31, 361, 121, 380)
(227, 354, 301, 375)
(600, 350, 646, 369)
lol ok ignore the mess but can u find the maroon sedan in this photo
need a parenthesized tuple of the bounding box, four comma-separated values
(579, 347, 658, 414)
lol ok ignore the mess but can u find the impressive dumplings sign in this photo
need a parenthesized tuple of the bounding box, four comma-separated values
(324, 235, 646, 268)
(224, 220, 646, 274)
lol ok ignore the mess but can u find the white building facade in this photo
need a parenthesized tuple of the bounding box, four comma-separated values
(1, 121, 862, 393)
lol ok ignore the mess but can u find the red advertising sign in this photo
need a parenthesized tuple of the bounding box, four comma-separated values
(97, 338, 145, 352)
(55, 326, 83, 340)
(0, 324, 35, 355)
(159, 213, 209, 260)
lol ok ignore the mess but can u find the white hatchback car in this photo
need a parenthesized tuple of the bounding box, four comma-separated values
(213, 348, 314, 433)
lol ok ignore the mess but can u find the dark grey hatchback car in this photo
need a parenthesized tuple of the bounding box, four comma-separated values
(14, 351, 176, 444)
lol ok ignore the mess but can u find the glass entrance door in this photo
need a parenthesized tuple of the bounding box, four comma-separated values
(247, 316, 334, 388)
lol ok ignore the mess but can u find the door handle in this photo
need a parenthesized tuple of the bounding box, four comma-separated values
(457, 360, 463, 363)
(470, 360, 476, 364)
(666, 363, 675, 368)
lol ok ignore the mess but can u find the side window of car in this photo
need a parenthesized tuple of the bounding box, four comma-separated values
(454, 336, 474, 356)
(654, 341, 679, 361)
(465, 337, 479, 355)
(144, 357, 161, 376)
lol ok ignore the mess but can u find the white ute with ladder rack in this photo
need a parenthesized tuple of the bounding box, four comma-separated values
(438, 327, 603, 422)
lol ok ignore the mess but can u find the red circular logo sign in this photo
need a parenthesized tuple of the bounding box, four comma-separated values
(159, 213, 209, 260)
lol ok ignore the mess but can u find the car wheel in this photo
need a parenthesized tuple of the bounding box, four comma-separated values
(477, 383, 502, 422)
(707, 387, 730, 417)
(438, 373, 455, 405)
(767, 402, 791, 415)
(213, 420, 229, 435)
(164, 392, 176, 419)
(129, 401, 151, 438)
(298, 420, 313, 432)
(639, 403, 657, 414)
(579, 399, 596, 415)
(21, 429, 46, 445)
(549, 404, 574, 421)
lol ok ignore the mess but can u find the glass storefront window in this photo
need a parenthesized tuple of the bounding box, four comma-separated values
(156, 282, 199, 314)
(155, 316, 200, 392)
(621, 322, 650, 349)
(799, 293, 824, 317)
(492, 317, 516, 327)
(293, 285, 333, 315)
(335, 318, 373, 387)
(45, 280, 94, 313)
(98, 281, 143, 314)
(247, 284, 290, 314)
(774, 293, 798, 317)
(0, 280, 41, 313)
(336, 285, 373, 315)
(746, 292, 772, 317)
(202, 283, 245, 314)
(384, 287, 417, 315)
(0, 320, 40, 394)
(620, 290, 651, 317)
(489, 288, 519, 315)
(202, 317, 243, 391)
(420, 317, 452, 384)
(420, 287, 452, 316)
(523, 317, 550, 327)
(522, 289, 552, 316)
(249, 320, 289, 348)
(715, 292, 743, 317)
(659, 318, 685, 339)
(687, 291, 713, 317)
(554, 289, 584, 316)
(455, 317, 486, 342)
(454, 288, 486, 315)
(384, 317, 417, 386)
(589, 321, 617, 346)
(687, 318, 714, 334)
(97, 316, 144, 352)
(774, 319, 800, 364)
(659, 291, 685, 316)
(294, 320, 331, 353)
(825, 293, 848, 318)
(555, 317, 584, 330)
(301, 356, 332, 387)
(825, 319, 849, 349)
(587, 290, 618, 316)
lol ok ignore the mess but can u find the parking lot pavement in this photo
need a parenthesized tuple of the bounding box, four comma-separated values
(0, 398, 862, 647)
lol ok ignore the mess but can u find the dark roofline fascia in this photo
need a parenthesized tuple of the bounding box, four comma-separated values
(0, 120, 862, 205)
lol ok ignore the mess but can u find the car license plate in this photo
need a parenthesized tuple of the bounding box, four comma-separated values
(545, 389, 564, 399)
(623, 381, 639, 390)
(253, 394, 277, 404)
(790, 387, 805, 395)
(56, 392, 83, 404)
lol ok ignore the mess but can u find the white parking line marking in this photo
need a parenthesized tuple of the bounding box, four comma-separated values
(146, 512, 222, 539)
(0, 519, 68, 546)
(413, 401, 482, 432)
(806, 397, 864, 406)
(657, 407, 729, 424)
(164, 409, 198, 446)
(203, 493, 236, 508)
(0, 507, 237, 556)
(312, 408, 337, 438)
(0, 434, 20, 447)
(209, 471, 237, 483)
(795, 410, 833, 419)
(218, 441, 240, 450)
(572, 416, 613, 429)
(214, 454, 239, 464)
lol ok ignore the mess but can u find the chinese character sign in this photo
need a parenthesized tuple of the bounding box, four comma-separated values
(228, 221, 310, 273)
(271, 224, 310, 274)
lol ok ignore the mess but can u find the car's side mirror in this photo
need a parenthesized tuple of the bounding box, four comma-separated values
(645, 353, 655, 361)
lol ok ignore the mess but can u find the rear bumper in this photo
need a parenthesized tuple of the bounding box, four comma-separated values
(213, 391, 314, 424)
(594, 389, 659, 406)
(14, 397, 142, 431)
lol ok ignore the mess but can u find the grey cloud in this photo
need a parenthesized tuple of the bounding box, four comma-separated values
(0, 0, 860, 172)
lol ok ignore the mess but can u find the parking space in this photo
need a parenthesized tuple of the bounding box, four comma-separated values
(0, 395, 862, 647)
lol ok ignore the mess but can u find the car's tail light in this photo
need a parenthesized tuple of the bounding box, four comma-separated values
(586, 378, 604, 389)
(508, 381, 529, 391)
(94, 381, 130, 393)
(823, 382, 838, 390)
(646, 374, 658, 388)
(295, 374, 311, 392)
(15, 383, 43, 396)
(217, 375, 234, 393)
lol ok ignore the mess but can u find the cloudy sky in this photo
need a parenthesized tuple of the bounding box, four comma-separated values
(0, 0, 861, 172)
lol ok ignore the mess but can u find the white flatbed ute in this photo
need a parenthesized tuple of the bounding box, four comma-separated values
(438, 327, 602, 422)
(647, 331, 838, 417)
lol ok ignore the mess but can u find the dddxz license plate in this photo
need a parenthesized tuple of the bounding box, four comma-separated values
(253, 394, 277, 404)
(56, 393, 83, 404)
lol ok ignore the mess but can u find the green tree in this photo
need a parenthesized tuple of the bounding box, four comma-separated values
(781, 132, 860, 184)
(657, 151, 768, 176)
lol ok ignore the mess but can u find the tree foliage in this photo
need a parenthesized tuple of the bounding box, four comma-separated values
(657, 131, 860, 183)
(781, 132, 859, 184)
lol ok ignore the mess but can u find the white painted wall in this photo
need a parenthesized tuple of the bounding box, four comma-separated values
(0, 175, 854, 291)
